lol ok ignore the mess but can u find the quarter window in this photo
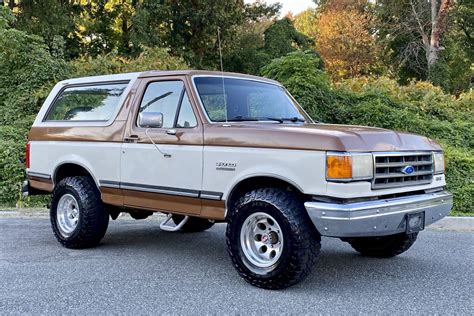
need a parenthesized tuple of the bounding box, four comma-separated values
(176, 93, 197, 128)
(45, 82, 128, 121)
(138, 81, 197, 129)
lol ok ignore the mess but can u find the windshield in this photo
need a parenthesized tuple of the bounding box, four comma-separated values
(193, 77, 310, 123)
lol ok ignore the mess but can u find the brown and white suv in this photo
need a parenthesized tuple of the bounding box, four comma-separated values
(23, 70, 453, 289)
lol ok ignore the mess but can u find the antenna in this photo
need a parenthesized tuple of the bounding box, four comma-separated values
(217, 27, 228, 122)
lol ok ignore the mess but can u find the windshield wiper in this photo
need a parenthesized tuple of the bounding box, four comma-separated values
(227, 116, 284, 123)
(225, 116, 306, 123)
(281, 117, 306, 123)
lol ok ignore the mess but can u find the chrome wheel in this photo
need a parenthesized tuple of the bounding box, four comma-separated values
(56, 194, 80, 237)
(240, 212, 284, 273)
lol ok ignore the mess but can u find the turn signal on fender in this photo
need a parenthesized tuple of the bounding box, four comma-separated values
(326, 155, 352, 180)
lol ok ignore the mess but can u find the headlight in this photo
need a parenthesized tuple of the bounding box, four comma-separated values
(326, 152, 373, 182)
(433, 152, 445, 174)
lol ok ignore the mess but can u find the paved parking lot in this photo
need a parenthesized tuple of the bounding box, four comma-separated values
(1, 216, 473, 314)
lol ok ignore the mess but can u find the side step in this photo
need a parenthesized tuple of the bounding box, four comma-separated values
(159, 214, 189, 232)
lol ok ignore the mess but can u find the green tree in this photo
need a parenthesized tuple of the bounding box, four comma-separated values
(293, 8, 319, 41)
(14, 0, 81, 59)
(222, 17, 274, 75)
(132, 0, 279, 69)
(263, 17, 313, 59)
(224, 17, 313, 75)
(0, 5, 14, 28)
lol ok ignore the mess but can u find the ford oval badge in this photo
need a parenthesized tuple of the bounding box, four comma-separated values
(402, 165, 415, 175)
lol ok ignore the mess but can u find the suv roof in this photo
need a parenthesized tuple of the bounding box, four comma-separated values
(57, 70, 280, 86)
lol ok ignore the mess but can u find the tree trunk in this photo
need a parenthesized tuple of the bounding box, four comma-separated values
(427, 0, 452, 69)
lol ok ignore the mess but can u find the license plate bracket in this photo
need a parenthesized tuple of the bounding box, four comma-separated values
(406, 211, 425, 233)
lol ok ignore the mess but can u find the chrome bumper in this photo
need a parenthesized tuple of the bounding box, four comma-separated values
(305, 190, 453, 237)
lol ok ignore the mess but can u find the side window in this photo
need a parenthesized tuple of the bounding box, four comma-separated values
(138, 80, 197, 129)
(139, 81, 184, 129)
(45, 82, 128, 121)
(176, 93, 197, 128)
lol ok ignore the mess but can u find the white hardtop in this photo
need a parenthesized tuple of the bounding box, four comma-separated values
(57, 72, 141, 86)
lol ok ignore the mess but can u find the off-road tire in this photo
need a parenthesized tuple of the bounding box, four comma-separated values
(50, 176, 109, 249)
(346, 232, 418, 258)
(172, 215, 215, 232)
(226, 188, 321, 290)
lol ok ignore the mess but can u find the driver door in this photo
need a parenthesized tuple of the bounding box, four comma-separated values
(120, 77, 203, 215)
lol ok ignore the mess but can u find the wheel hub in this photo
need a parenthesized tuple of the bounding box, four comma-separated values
(240, 212, 284, 273)
(56, 194, 80, 237)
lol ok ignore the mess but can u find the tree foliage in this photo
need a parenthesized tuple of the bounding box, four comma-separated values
(224, 17, 312, 75)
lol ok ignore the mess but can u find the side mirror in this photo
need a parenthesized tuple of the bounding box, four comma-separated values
(138, 112, 163, 128)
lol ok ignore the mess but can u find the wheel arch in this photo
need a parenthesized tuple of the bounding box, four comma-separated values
(225, 175, 308, 219)
(53, 161, 100, 190)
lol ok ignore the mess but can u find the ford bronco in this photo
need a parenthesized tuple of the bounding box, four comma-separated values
(23, 70, 453, 289)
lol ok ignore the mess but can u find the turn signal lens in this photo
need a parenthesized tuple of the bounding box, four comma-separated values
(433, 152, 445, 174)
(327, 155, 352, 180)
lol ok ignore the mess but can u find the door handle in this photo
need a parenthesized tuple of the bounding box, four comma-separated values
(124, 135, 140, 143)
(166, 129, 177, 136)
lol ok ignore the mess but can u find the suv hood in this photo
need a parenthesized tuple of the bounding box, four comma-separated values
(204, 123, 441, 152)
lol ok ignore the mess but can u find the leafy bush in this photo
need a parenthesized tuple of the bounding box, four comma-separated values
(70, 47, 189, 77)
(262, 53, 473, 215)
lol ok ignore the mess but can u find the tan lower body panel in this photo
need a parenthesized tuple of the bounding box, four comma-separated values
(100, 187, 226, 221)
(29, 176, 54, 192)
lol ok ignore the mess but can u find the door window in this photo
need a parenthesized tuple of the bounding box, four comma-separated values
(138, 81, 197, 129)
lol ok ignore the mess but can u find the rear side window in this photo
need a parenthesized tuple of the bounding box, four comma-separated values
(45, 82, 128, 121)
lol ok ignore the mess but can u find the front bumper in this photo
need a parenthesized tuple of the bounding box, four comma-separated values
(305, 190, 453, 237)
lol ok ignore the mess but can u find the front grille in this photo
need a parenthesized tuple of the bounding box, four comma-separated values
(372, 152, 434, 189)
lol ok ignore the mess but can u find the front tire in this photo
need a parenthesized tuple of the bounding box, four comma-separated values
(50, 176, 109, 249)
(226, 188, 321, 289)
(346, 232, 418, 258)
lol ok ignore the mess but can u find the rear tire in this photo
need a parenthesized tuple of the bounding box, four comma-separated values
(171, 215, 215, 232)
(226, 188, 321, 289)
(346, 232, 418, 258)
(50, 176, 109, 249)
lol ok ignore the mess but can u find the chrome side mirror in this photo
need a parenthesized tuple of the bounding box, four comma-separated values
(138, 112, 163, 128)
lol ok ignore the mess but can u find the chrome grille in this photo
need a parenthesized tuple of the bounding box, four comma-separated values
(372, 152, 434, 189)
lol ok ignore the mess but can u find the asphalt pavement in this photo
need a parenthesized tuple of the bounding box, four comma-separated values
(1, 216, 473, 314)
